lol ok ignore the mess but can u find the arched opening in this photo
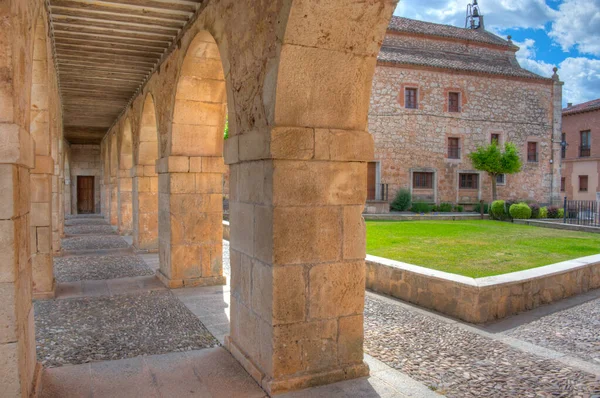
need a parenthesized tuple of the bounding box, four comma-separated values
(30, 13, 55, 298)
(133, 94, 159, 250)
(157, 31, 227, 288)
(109, 132, 118, 225)
(118, 119, 134, 234)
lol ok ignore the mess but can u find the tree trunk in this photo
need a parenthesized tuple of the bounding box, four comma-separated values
(491, 174, 498, 201)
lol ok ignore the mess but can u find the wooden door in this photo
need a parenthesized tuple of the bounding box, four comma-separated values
(367, 162, 377, 201)
(77, 176, 95, 214)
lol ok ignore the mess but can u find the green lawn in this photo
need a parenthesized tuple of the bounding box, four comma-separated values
(366, 220, 600, 278)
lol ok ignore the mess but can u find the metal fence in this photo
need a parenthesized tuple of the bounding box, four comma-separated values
(563, 198, 600, 227)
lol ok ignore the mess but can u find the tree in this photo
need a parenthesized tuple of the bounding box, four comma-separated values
(468, 142, 522, 201)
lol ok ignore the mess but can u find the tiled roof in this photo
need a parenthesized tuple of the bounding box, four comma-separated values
(377, 46, 546, 80)
(562, 98, 600, 116)
(388, 16, 512, 47)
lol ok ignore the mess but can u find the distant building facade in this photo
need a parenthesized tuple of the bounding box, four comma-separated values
(561, 99, 600, 201)
(366, 16, 563, 212)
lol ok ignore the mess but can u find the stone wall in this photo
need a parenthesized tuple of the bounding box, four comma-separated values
(366, 254, 600, 323)
(69, 145, 102, 214)
(369, 36, 562, 206)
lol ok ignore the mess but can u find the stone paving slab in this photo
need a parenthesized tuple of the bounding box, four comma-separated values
(64, 224, 116, 235)
(39, 348, 267, 398)
(65, 214, 104, 219)
(35, 290, 219, 368)
(505, 298, 600, 364)
(54, 254, 154, 282)
(61, 235, 129, 251)
(65, 218, 110, 226)
(364, 293, 600, 397)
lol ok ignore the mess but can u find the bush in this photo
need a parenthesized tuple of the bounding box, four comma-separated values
(539, 206, 548, 219)
(530, 203, 540, 219)
(473, 203, 489, 214)
(490, 200, 507, 220)
(558, 208, 564, 218)
(509, 202, 532, 219)
(411, 201, 432, 213)
(453, 205, 464, 213)
(547, 206, 560, 218)
(391, 189, 411, 211)
(439, 203, 453, 212)
(431, 205, 439, 212)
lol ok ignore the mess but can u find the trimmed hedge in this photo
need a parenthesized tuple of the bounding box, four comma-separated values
(509, 202, 532, 219)
(530, 203, 540, 219)
(411, 201, 432, 213)
(539, 206, 548, 219)
(490, 200, 507, 220)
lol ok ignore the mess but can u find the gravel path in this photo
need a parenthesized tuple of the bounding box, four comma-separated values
(64, 225, 116, 235)
(65, 218, 109, 226)
(506, 298, 600, 364)
(61, 236, 129, 251)
(35, 290, 219, 367)
(54, 255, 154, 282)
(364, 294, 600, 397)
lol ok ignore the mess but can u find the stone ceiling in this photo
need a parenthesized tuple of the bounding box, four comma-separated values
(48, 0, 203, 144)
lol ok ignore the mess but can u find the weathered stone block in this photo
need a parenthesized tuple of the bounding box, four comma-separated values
(270, 127, 314, 160)
(309, 261, 365, 319)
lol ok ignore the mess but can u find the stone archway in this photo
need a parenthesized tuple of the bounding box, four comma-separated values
(133, 94, 159, 251)
(156, 31, 227, 289)
(30, 13, 55, 299)
(118, 119, 134, 234)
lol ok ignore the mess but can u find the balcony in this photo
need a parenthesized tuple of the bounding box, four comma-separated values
(579, 145, 591, 157)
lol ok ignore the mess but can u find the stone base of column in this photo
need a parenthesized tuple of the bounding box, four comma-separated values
(156, 270, 226, 289)
(224, 336, 370, 396)
(30, 362, 43, 398)
(33, 279, 56, 300)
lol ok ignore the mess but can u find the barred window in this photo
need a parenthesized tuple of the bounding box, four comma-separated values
(459, 173, 479, 189)
(448, 92, 460, 112)
(405, 88, 418, 109)
(413, 172, 433, 189)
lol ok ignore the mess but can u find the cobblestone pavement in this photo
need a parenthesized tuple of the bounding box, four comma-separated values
(364, 294, 600, 397)
(35, 290, 219, 367)
(65, 214, 103, 219)
(505, 298, 600, 364)
(61, 235, 129, 251)
(64, 224, 116, 235)
(54, 255, 154, 282)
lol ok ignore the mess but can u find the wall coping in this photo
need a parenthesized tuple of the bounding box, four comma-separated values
(366, 253, 600, 289)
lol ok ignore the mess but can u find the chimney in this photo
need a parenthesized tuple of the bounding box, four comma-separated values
(567, 103, 573, 108)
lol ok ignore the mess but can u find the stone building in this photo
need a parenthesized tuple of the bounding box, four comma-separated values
(1, 0, 399, 396)
(561, 99, 600, 201)
(366, 16, 563, 212)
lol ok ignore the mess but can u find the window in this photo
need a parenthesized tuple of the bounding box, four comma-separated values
(405, 88, 418, 109)
(561, 177, 566, 192)
(448, 137, 460, 159)
(448, 92, 460, 112)
(413, 172, 433, 189)
(491, 134, 500, 145)
(579, 175, 588, 192)
(459, 173, 479, 189)
(580, 131, 591, 157)
(527, 142, 538, 162)
(561, 133, 566, 159)
(496, 174, 505, 185)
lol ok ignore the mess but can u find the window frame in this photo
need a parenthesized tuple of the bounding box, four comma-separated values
(459, 173, 479, 189)
(527, 142, 538, 163)
(579, 175, 588, 192)
(496, 173, 506, 185)
(580, 130, 591, 157)
(404, 87, 418, 109)
(560, 177, 566, 192)
(561, 132, 566, 159)
(491, 133, 500, 145)
(448, 137, 461, 160)
(448, 92, 460, 113)
(412, 172, 434, 189)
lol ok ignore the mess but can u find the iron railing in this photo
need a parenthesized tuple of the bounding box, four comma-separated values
(527, 152, 539, 163)
(579, 145, 591, 157)
(563, 198, 600, 227)
(367, 183, 389, 201)
(448, 147, 461, 159)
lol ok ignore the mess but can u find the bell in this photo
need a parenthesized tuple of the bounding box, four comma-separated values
(473, 8, 479, 17)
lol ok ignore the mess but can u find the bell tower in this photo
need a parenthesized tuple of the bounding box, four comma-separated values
(466, 0, 485, 29)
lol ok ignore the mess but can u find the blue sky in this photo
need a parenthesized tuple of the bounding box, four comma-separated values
(393, 0, 600, 107)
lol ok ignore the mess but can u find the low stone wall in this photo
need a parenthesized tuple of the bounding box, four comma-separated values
(366, 254, 600, 323)
(513, 219, 600, 234)
(364, 213, 489, 221)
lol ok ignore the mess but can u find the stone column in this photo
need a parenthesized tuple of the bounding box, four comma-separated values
(51, 172, 61, 252)
(132, 165, 158, 251)
(118, 170, 133, 234)
(110, 177, 118, 226)
(0, 124, 38, 397)
(156, 156, 226, 288)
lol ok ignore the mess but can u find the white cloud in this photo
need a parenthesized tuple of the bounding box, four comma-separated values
(549, 0, 600, 56)
(557, 57, 600, 104)
(514, 38, 556, 77)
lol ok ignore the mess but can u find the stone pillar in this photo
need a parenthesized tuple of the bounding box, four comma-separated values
(118, 170, 133, 234)
(551, 68, 564, 206)
(132, 166, 158, 251)
(110, 177, 118, 226)
(0, 126, 39, 397)
(156, 156, 226, 288)
(51, 172, 61, 252)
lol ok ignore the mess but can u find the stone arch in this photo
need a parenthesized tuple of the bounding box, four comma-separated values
(117, 119, 134, 234)
(29, 12, 55, 299)
(133, 94, 160, 250)
(156, 30, 227, 289)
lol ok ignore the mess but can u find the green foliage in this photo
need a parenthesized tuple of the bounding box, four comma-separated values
(558, 208, 565, 218)
(439, 203, 453, 212)
(453, 205, 464, 212)
(391, 189, 411, 211)
(410, 201, 432, 213)
(547, 206, 560, 218)
(223, 116, 229, 140)
(490, 200, 507, 220)
(431, 205, 439, 212)
(509, 202, 532, 219)
(539, 206, 548, 219)
(473, 203, 489, 214)
(468, 142, 522, 200)
(530, 203, 540, 219)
